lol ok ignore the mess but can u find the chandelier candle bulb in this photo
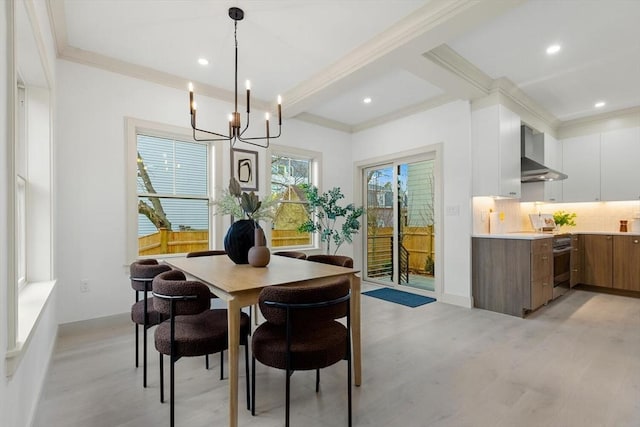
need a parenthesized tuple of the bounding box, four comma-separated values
(265, 112, 270, 138)
(277, 95, 282, 125)
(245, 80, 251, 113)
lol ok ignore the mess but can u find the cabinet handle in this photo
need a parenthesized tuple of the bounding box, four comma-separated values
(634, 240, 639, 244)
(606, 236, 612, 240)
(509, 192, 516, 196)
(572, 269, 579, 272)
(541, 256, 548, 260)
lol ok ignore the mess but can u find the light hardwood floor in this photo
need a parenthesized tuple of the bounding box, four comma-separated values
(34, 287, 640, 427)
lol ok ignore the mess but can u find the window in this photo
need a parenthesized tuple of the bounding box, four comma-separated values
(16, 176, 26, 289)
(136, 133, 210, 256)
(270, 147, 321, 248)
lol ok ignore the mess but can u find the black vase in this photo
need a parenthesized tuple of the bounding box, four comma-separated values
(224, 220, 266, 264)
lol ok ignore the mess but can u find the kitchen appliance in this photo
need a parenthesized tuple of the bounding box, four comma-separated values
(529, 213, 556, 233)
(520, 125, 568, 182)
(552, 235, 572, 299)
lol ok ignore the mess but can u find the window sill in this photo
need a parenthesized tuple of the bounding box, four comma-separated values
(5, 280, 57, 377)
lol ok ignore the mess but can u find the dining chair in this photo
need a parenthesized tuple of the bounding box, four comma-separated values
(152, 269, 251, 427)
(273, 251, 307, 260)
(251, 278, 352, 427)
(306, 254, 353, 268)
(185, 249, 227, 258)
(130, 259, 172, 388)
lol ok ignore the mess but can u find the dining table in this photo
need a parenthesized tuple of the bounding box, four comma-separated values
(164, 254, 362, 427)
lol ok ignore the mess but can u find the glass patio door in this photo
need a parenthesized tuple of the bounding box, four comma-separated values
(364, 157, 436, 291)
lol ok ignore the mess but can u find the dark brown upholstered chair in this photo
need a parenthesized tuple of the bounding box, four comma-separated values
(306, 254, 353, 268)
(130, 259, 172, 388)
(251, 278, 352, 427)
(185, 250, 227, 258)
(273, 251, 307, 260)
(153, 270, 251, 427)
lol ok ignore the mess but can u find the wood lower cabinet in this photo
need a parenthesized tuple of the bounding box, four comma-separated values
(613, 235, 640, 291)
(472, 237, 553, 317)
(582, 234, 613, 287)
(570, 234, 582, 287)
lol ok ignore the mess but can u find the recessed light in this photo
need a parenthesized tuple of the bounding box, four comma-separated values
(363, 97, 372, 104)
(198, 58, 209, 66)
(594, 101, 606, 108)
(546, 44, 561, 55)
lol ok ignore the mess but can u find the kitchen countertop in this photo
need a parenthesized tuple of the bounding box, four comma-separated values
(472, 233, 553, 240)
(473, 231, 640, 240)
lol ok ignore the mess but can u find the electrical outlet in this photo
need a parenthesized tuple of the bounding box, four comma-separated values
(80, 280, 90, 293)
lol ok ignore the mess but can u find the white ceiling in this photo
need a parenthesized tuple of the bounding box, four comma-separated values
(47, 0, 640, 131)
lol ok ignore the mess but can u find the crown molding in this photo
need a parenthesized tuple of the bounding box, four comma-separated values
(425, 43, 562, 134)
(282, 0, 484, 117)
(47, 0, 274, 113)
(352, 94, 456, 133)
(294, 113, 353, 134)
(422, 45, 492, 97)
(556, 106, 640, 139)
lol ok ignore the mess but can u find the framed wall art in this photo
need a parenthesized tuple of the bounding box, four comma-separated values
(231, 148, 258, 191)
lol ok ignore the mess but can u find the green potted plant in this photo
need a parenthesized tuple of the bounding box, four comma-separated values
(213, 178, 277, 264)
(553, 210, 577, 230)
(297, 185, 364, 255)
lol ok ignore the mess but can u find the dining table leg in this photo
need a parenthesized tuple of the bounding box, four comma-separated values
(227, 297, 241, 427)
(350, 273, 362, 386)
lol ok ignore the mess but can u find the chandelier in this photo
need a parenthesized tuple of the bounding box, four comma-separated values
(188, 7, 282, 148)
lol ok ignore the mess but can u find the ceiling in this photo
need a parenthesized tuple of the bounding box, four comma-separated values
(44, 0, 640, 132)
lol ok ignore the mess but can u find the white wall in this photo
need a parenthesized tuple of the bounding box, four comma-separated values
(55, 60, 352, 324)
(351, 100, 473, 305)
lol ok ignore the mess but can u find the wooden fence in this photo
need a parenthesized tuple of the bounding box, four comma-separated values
(367, 226, 435, 275)
(138, 229, 209, 256)
(138, 227, 434, 270)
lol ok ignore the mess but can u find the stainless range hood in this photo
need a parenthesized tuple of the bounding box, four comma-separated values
(521, 125, 568, 183)
(521, 157, 568, 182)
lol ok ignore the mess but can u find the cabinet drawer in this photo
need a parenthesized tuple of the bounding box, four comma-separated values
(531, 252, 552, 280)
(531, 239, 552, 254)
(529, 276, 553, 310)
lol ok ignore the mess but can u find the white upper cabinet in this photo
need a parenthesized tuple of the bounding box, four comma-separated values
(600, 127, 640, 201)
(472, 105, 521, 198)
(562, 134, 601, 202)
(543, 133, 563, 202)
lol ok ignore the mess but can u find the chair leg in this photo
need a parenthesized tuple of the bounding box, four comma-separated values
(316, 368, 320, 392)
(135, 324, 139, 368)
(245, 343, 250, 410)
(205, 354, 209, 369)
(285, 368, 291, 427)
(170, 356, 175, 427)
(220, 350, 224, 380)
(251, 357, 256, 416)
(159, 353, 164, 403)
(348, 356, 352, 427)
(143, 325, 148, 387)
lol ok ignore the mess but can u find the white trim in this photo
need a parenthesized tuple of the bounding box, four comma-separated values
(556, 106, 640, 140)
(268, 144, 323, 251)
(353, 143, 444, 301)
(7, 0, 18, 355)
(125, 117, 216, 262)
(6, 280, 57, 376)
(440, 292, 472, 308)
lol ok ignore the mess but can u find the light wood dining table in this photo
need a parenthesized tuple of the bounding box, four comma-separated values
(164, 254, 362, 427)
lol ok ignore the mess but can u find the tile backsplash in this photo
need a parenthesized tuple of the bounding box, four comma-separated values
(473, 197, 640, 234)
